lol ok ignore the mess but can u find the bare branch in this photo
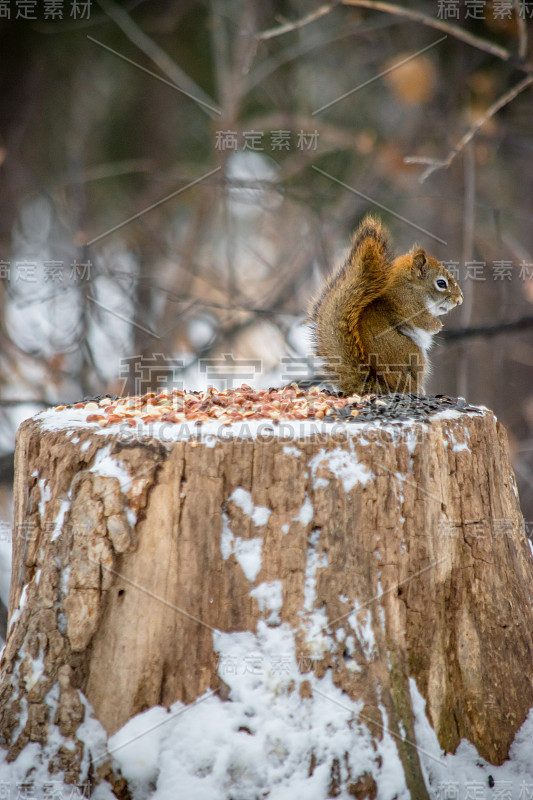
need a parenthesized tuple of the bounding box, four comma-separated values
(341, 0, 514, 62)
(514, 0, 528, 61)
(441, 316, 533, 342)
(405, 75, 533, 181)
(60, 158, 154, 186)
(247, 18, 370, 92)
(256, 3, 339, 41)
(95, 0, 221, 116)
(456, 145, 475, 398)
(256, 0, 517, 64)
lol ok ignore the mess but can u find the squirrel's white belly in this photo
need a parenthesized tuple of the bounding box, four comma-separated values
(400, 326, 435, 360)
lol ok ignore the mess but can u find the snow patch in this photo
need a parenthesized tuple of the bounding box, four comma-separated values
(283, 445, 302, 457)
(445, 426, 471, 453)
(293, 495, 314, 526)
(38, 478, 51, 519)
(410, 678, 533, 793)
(309, 448, 373, 493)
(342, 635, 361, 673)
(23, 648, 45, 691)
(51, 498, 70, 542)
(299, 529, 332, 657)
(348, 608, 376, 660)
(302, 529, 326, 613)
(108, 706, 170, 798)
(233, 539, 263, 583)
(0, 686, 115, 798)
(90, 444, 132, 493)
(90, 444, 137, 528)
(220, 512, 263, 583)
(230, 488, 271, 528)
(39, 405, 109, 432)
(301, 605, 334, 659)
(9, 584, 28, 631)
(452, 441, 470, 453)
(60, 564, 71, 598)
(110, 622, 409, 798)
(404, 430, 419, 456)
(220, 513, 234, 560)
(432, 409, 465, 421)
(250, 581, 283, 625)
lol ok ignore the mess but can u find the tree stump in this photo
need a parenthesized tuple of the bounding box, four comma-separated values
(1, 390, 533, 798)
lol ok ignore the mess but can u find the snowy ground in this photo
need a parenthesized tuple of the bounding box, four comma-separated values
(107, 620, 533, 800)
(2, 617, 533, 799)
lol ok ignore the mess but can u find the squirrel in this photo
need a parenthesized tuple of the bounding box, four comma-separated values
(310, 215, 463, 396)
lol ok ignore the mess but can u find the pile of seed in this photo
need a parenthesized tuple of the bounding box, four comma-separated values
(54, 386, 481, 428)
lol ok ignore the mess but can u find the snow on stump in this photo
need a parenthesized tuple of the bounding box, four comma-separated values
(1, 387, 533, 798)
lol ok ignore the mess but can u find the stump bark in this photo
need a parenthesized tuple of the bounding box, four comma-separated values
(1, 407, 533, 797)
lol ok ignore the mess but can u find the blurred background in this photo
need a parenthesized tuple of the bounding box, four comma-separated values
(1, 0, 532, 634)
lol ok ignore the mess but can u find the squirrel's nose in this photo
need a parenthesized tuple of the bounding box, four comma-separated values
(457, 292, 463, 305)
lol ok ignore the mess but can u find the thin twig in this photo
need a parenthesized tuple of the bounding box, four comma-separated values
(60, 158, 154, 186)
(406, 75, 533, 182)
(340, 0, 513, 62)
(514, 0, 528, 61)
(257, 0, 514, 64)
(457, 144, 475, 398)
(95, 0, 221, 117)
(256, 3, 339, 40)
(247, 18, 371, 92)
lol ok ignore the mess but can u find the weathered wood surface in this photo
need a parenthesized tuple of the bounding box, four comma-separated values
(1, 409, 532, 796)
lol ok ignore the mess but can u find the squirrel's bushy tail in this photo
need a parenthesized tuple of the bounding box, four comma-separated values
(350, 215, 394, 284)
(311, 216, 394, 382)
(344, 215, 394, 357)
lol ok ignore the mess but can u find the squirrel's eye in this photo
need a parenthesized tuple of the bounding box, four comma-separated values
(435, 278, 448, 291)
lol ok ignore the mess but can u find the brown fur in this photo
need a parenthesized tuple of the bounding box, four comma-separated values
(310, 216, 463, 395)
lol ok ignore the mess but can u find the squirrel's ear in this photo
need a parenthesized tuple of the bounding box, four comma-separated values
(412, 248, 428, 277)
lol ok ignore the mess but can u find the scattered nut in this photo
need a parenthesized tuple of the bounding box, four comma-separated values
(49, 386, 473, 429)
